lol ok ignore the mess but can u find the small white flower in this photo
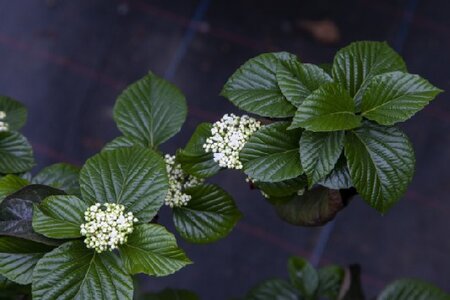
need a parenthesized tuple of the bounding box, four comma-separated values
(164, 154, 204, 208)
(0, 111, 8, 132)
(203, 114, 261, 169)
(80, 203, 137, 253)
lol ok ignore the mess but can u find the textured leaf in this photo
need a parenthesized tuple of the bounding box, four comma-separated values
(80, 147, 168, 222)
(288, 257, 318, 299)
(173, 184, 241, 243)
(0, 175, 29, 202)
(221, 52, 297, 117)
(290, 83, 362, 131)
(378, 279, 450, 300)
(0, 96, 27, 131)
(33, 195, 87, 239)
(240, 122, 303, 182)
(275, 187, 344, 226)
(317, 157, 353, 190)
(0, 236, 53, 285)
(0, 132, 34, 174)
(361, 71, 443, 125)
(141, 288, 199, 300)
(177, 123, 220, 178)
(318, 265, 345, 299)
(255, 176, 307, 197)
(102, 135, 144, 152)
(32, 241, 133, 300)
(119, 224, 191, 276)
(300, 131, 344, 187)
(344, 122, 415, 212)
(32, 163, 80, 196)
(246, 279, 298, 300)
(0, 185, 65, 246)
(113, 72, 187, 147)
(332, 41, 407, 109)
(276, 59, 332, 107)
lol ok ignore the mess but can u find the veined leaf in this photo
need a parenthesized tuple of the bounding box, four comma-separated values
(318, 265, 345, 299)
(246, 279, 298, 300)
(240, 122, 303, 182)
(113, 72, 187, 147)
(173, 184, 241, 243)
(32, 241, 133, 300)
(378, 279, 450, 300)
(102, 135, 144, 152)
(317, 157, 353, 190)
(221, 52, 297, 117)
(0, 96, 27, 131)
(32, 163, 80, 196)
(80, 147, 168, 223)
(344, 121, 415, 212)
(0, 132, 34, 174)
(290, 83, 362, 131)
(119, 224, 191, 276)
(361, 71, 443, 125)
(0, 175, 29, 202)
(255, 176, 307, 197)
(33, 195, 87, 239)
(288, 257, 318, 299)
(300, 131, 344, 187)
(276, 58, 332, 107)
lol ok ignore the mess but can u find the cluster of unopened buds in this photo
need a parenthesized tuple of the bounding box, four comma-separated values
(80, 203, 138, 253)
(164, 154, 203, 207)
(203, 114, 261, 169)
(0, 111, 8, 132)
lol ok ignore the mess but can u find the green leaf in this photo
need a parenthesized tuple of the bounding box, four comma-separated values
(32, 241, 133, 300)
(141, 288, 200, 300)
(221, 52, 297, 118)
(0, 236, 53, 285)
(344, 121, 415, 212)
(288, 257, 318, 299)
(0, 96, 27, 131)
(0, 174, 29, 202)
(290, 82, 362, 131)
(173, 184, 241, 243)
(80, 147, 168, 223)
(240, 122, 303, 182)
(119, 224, 191, 276)
(318, 265, 345, 299)
(255, 176, 307, 197)
(33, 195, 87, 239)
(176, 123, 220, 178)
(32, 163, 80, 196)
(0, 132, 34, 174)
(332, 41, 407, 108)
(300, 131, 344, 187)
(113, 72, 187, 147)
(276, 59, 332, 107)
(0, 185, 65, 246)
(361, 71, 443, 125)
(246, 279, 298, 300)
(317, 157, 353, 190)
(378, 279, 450, 300)
(275, 187, 344, 226)
(102, 135, 144, 152)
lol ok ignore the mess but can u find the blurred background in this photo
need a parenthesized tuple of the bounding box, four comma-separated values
(0, 0, 448, 298)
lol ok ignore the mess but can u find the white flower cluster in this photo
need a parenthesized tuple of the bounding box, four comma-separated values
(80, 203, 138, 253)
(0, 111, 8, 132)
(164, 154, 203, 208)
(203, 114, 261, 169)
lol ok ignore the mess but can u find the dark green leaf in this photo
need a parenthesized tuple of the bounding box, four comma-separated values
(32, 163, 80, 196)
(0, 132, 34, 174)
(344, 121, 415, 212)
(361, 71, 443, 125)
(0, 185, 65, 246)
(317, 157, 353, 190)
(276, 59, 332, 107)
(0, 236, 53, 285)
(378, 279, 450, 300)
(80, 147, 168, 223)
(33, 195, 87, 239)
(332, 41, 407, 109)
(288, 257, 318, 299)
(318, 265, 345, 299)
(275, 187, 344, 226)
(120, 224, 191, 276)
(113, 72, 187, 147)
(32, 240, 133, 300)
(173, 184, 241, 243)
(0, 96, 27, 131)
(141, 288, 199, 300)
(221, 52, 297, 118)
(240, 122, 303, 182)
(102, 135, 144, 152)
(290, 82, 362, 131)
(255, 176, 307, 197)
(0, 175, 29, 202)
(300, 131, 344, 187)
(246, 279, 298, 300)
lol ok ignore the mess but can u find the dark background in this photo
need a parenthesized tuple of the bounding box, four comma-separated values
(0, 0, 449, 298)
